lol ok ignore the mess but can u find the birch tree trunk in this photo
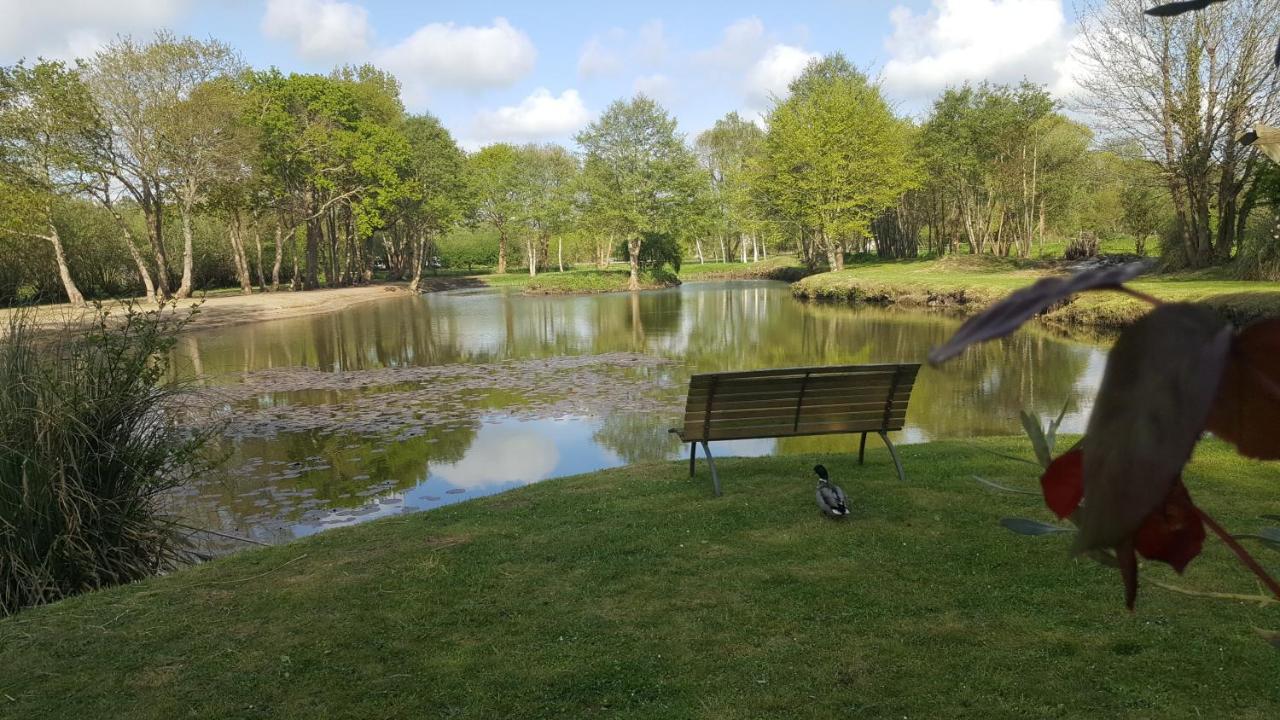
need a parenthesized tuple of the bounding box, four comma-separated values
(253, 229, 267, 292)
(271, 220, 285, 292)
(175, 198, 196, 299)
(47, 223, 85, 306)
(628, 236, 641, 291)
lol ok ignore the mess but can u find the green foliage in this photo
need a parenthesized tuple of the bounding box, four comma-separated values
(757, 55, 917, 269)
(576, 96, 706, 285)
(616, 231, 682, 273)
(437, 226, 499, 270)
(0, 305, 216, 615)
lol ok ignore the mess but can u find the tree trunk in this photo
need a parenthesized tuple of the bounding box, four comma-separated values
(227, 212, 253, 295)
(253, 228, 267, 292)
(408, 231, 425, 293)
(628, 235, 641, 291)
(175, 199, 196, 299)
(527, 236, 537, 277)
(115, 219, 156, 303)
(305, 213, 321, 289)
(496, 228, 507, 274)
(124, 235, 157, 303)
(272, 220, 285, 292)
(47, 223, 85, 306)
(558, 236, 564, 272)
(143, 183, 171, 300)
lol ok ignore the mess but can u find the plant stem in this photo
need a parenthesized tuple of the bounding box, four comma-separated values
(1149, 579, 1278, 607)
(1197, 508, 1280, 601)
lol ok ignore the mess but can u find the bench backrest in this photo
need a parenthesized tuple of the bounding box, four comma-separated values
(678, 363, 920, 442)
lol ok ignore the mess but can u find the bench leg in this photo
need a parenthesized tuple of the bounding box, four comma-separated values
(689, 442, 696, 477)
(858, 432, 867, 465)
(700, 441, 721, 497)
(878, 430, 906, 483)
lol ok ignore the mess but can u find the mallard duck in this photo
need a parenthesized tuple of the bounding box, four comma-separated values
(814, 464, 849, 518)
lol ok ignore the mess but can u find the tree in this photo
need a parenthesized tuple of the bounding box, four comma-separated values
(1076, 0, 1280, 267)
(696, 112, 766, 263)
(517, 144, 578, 276)
(245, 71, 385, 289)
(576, 95, 703, 290)
(166, 76, 254, 295)
(468, 143, 523, 275)
(399, 114, 466, 292)
(758, 55, 916, 270)
(88, 33, 244, 299)
(0, 61, 101, 305)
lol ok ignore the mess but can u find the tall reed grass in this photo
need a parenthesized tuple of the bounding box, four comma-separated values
(0, 304, 213, 615)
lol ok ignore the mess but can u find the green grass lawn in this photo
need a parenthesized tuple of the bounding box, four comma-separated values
(794, 255, 1280, 327)
(3, 438, 1278, 719)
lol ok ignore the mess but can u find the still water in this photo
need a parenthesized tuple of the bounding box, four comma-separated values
(172, 280, 1107, 544)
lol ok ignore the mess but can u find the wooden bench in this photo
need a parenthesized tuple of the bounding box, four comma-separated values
(669, 363, 920, 496)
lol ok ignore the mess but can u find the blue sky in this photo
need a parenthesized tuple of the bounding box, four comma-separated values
(0, 1, 1083, 148)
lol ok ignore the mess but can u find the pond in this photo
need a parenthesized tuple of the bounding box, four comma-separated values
(171, 280, 1108, 546)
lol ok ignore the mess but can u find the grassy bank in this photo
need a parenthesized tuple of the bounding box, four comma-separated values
(464, 258, 809, 295)
(3, 438, 1278, 718)
(793, 256, 1280, 327)
(477, 268, 680, 294)
(679, 255, 815, 282)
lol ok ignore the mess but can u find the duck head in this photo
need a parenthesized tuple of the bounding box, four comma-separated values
(813, 464, 829, 481)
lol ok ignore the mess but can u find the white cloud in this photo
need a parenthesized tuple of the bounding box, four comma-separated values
(432, 427, 559, 489)
(694, 17, 818, 114)
(577, 32, 623, 78)
(745, 44, 820, 108)
(697, 17, 768, 71)
(635, 20, 669, 65)
(633, 74, 674, 103)
(882, 0, 1074, 102)
(472, 88, 592, 144)
(576, 20, 667, 80)
(261, 0, 372, 63)
(0, 0, 190, 61)
(379, 17, 536, 90)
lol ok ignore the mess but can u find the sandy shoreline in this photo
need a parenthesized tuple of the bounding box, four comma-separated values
(1, 283, 421, 335)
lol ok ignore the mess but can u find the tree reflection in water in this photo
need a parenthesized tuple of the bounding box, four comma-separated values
(175, 281, 1104, 541)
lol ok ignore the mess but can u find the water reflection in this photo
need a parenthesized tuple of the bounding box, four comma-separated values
(176, 280, 1107, 542)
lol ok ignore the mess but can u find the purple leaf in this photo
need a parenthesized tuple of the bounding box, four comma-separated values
(1144, 0, 1228, 18)
(928, 263, 1148, 365)
(1073, 304, 1233, 553)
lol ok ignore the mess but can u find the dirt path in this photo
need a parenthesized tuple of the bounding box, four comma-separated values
(1, 283, 420, 335)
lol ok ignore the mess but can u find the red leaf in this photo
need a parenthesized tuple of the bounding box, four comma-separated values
(1040, 447, 1083, 519)
(928, 263, 1148, 365)
(1207, 319, 1280, 460)
(1133, 480, 1205, 574)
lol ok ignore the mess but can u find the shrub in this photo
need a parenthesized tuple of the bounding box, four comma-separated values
(0, 304, 215, 615)
(615, 232, 683, 273)
(1064, 232, 1100, 260)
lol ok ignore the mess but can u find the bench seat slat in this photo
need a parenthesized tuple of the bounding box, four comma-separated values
(698, 419, 909, 441)
(685, 381, 915, 406)
(684, 400, 909, 422)
(684, 412, 909, 438)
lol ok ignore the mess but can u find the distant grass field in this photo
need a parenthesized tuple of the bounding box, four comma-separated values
(2, 438, 1277, 719)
